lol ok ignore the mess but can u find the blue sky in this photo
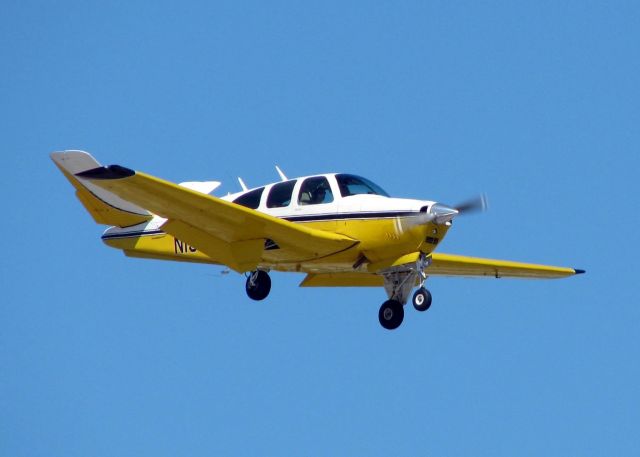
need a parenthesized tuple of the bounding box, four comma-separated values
(2, 1, 639, 455)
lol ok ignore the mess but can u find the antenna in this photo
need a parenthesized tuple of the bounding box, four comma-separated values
(275, 165, 288, 181)
(237, 177, 248, 192)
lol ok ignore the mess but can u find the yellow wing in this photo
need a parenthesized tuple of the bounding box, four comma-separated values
(300, 252, 583, 287)
(75, 163, 359, 272)
(428, 253, 583, 279)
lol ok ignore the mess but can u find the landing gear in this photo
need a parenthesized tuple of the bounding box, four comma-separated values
(378, 300, 404, 330)
(412, 287, 432, 312)
(245, 270, 271, 301)
(378, 254, 433, 330)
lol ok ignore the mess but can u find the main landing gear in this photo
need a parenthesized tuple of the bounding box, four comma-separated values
(245, 270, 271, 301)
(243, 264, 431, 330)
(378, 255, 433, 330)
(378, 300, 404, 330)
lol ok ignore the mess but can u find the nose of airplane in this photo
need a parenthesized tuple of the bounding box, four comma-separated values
(429, 203, 459, 224)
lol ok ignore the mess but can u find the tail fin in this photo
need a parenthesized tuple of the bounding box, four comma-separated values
(51, 150, 152, 227)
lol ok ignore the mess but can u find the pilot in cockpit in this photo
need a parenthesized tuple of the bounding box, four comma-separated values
(311, 185, 327, 204)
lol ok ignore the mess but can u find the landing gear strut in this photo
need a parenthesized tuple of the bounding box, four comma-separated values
(245, 270, 271, 301)
(378, 254, 433, 330)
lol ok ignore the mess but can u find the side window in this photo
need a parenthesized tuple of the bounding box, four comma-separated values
(233, 187, 264, 209)
(266, 180, 297, 208)
(298, 176, 334, 205)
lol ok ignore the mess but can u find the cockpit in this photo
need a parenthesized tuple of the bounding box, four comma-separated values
(230, 173, 389, 210)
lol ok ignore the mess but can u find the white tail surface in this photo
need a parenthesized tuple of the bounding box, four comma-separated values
(179, 181, 221, 194)
(51, 150, 150, 216)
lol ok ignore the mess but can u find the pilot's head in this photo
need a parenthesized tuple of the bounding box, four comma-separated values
(313, 187, 326, 204)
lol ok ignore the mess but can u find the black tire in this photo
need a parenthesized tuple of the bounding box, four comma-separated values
(412, 287, 432, 312)
(246, 270, 271, 301)
(378, 300, 404, 330)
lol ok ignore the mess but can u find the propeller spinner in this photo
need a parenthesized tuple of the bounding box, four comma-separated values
(430, 193, 488, 224)
(399, 193, 488, 233)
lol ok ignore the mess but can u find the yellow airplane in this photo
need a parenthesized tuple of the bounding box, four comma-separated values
(51, 150, 584, 330)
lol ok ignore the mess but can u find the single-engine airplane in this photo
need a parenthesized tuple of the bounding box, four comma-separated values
(51, 151, 584, 330)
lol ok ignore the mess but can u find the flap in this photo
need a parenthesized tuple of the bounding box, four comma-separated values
(300, 273, 384, 287)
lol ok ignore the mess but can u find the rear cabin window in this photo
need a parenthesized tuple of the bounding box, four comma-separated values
(233, 187, 264, 209)
(266, 180, 297, 208)
(336, 174, 390, 197)
(298, 176, 334, 205)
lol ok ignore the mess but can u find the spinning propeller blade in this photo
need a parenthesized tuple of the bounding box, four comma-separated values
(397, 194, 488, 234)
(453, 193, 488, 215)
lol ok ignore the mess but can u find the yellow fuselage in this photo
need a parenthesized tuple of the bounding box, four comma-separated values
(103, 216, 450, 273)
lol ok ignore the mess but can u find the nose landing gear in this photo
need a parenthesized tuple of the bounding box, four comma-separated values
(412, 287, 432, 312)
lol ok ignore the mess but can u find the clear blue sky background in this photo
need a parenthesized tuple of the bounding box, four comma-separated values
(2, 1, 638, 455)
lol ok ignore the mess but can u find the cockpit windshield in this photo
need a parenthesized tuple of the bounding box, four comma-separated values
(336, 174, 390, 198)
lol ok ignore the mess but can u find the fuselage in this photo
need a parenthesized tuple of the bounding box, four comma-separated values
(102, 173, 451, 272)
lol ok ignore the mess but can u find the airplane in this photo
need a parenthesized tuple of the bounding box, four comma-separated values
(51, 150, 584, 330)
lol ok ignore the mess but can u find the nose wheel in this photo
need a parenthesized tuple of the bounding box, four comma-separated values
(245, 270, 271, 301)
(412, 287, 432, 312)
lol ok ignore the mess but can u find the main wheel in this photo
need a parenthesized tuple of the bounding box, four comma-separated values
(245, 270, 271, 301)
(412, 287, 432, 312)
(378, 300, 404, 330)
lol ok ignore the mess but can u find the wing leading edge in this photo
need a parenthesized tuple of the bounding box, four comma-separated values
(75, 163, 359, 272)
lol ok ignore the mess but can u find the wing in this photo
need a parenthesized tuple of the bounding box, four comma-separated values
(74, 162, 359, 272)
(300, 252, 583, 287)
(428, 253, 584, 279)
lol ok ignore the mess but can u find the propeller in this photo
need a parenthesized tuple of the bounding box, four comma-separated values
(398, 193, 488, 233)
(452, 193, 488, 215)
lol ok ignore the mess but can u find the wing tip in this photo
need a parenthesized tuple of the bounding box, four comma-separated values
(76, 165, 135, 180)
(574, 268, 586, 275)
